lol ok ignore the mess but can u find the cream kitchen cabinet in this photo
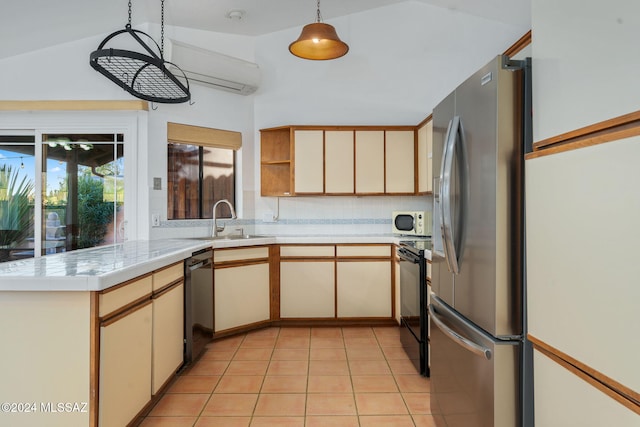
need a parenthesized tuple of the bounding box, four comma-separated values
(99, 299, 153, 427)
(336, 245, 392, 318)
(151, 263, 184, 395)
(280, 245, 335, 318)
(527, 134, 640, 421)
(337, 261, 391, 317)
(417, 116, 433, 194)
(0, 248, 190, 427)
(385, 130, 415, 194)
(294, 130, 324, 194)
(278, 245, 393, 320)
(281, 261, 335, 318)
(151, 282, 184, 394)
(325, 130, 355, 194)
(533, 349, 639, 426)
(355, 130, 385, 194)
(261, 125, 419, 196)
(214, 246, 270, 332)
(98, 274, 154, 427)
(98, 262, 185, 427)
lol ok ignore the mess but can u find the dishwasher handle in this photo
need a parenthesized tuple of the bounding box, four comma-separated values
(187, 256, 212, 270)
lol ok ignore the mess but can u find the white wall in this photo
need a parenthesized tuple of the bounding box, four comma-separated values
(528, 0, 640, 422)
(145, 25, 257, 239)
(252, 1, 528, 233)
(0, 2, 529, 238)
(532, 0, 640, 141)
(0, 24, 256, 240)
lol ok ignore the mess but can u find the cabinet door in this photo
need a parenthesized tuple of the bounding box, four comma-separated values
(355, 130, 385, 194)
(337, 261, 391, 317)
(294, 130, 324, 194)
(214, 263, 270, 332)
(325, 130, 354, 194)
(533, 350, 639, 427)
(385, 130, 415, 193)
(280, 261, 335, 318)
(152, 283, 184, 395)
(99, 303, 152, 427)
(417, 120, 433, 193)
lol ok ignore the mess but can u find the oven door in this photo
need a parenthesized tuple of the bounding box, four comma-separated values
(398, 246, 428, 376)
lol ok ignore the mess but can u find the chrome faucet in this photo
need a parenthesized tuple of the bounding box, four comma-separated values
(212, 199, 237, 237)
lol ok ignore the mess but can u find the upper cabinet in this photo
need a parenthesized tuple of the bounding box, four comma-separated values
(385, 130, 415, 194)
(325, 130, 355, 194)
(355, 130, 385, 194)
(260, 125, 418, 197)
(294, 130, 324, 194)
(417, 116, 433, 194)
(260, 127, 293, 197)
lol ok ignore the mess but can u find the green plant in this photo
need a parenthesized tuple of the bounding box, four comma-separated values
(77, 170, 114, 248)
(0, 165, 34, 261)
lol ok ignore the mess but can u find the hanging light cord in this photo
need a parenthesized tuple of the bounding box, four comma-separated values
(125, 0, 164, 55)
(316, 0, 322, 23)
(127, 0, 132, 28)
(161, 0, 165, 55)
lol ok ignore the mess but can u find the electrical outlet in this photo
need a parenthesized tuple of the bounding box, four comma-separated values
(151, 213, 160, 227)
(262, 212, 276, 223)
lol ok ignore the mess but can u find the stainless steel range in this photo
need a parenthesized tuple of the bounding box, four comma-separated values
(397, 239, 431, 377)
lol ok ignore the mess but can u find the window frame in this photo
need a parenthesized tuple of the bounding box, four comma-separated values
(0, 111, 139, 257)
(166, 122, 241, 221)
(167, 142, 237, 220)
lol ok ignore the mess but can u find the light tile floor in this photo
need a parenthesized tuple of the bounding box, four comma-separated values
(140, 326, 441, 427)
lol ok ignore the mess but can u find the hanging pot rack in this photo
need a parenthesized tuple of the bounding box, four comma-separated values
(89, 0, 191, 104)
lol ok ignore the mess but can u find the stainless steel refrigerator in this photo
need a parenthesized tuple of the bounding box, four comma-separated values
(430, 55, 531, 427)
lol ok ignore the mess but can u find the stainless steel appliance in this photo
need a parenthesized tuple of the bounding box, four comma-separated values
(430, 55, 531, 427)
(398, 240, 430, 376)
(184, 247, 213, 365)
(392, 210, 432, 236)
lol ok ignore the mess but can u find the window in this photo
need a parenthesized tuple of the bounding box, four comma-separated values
(166, 123, 241, 220)
(0, 133, 125, 263)
(43, 133, 125, 250)
(0, 135, 35, 263)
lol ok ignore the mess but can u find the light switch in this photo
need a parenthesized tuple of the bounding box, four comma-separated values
(153, 177, 162, 190)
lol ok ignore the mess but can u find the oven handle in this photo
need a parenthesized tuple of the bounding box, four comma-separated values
(397, 247, 421, 264)
(428, 303, 492, 360)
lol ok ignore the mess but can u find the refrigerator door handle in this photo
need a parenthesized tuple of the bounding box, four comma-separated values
(440, 116, 468, 274)
(429, 303, 492, 360)
(439, 118, 455, 270)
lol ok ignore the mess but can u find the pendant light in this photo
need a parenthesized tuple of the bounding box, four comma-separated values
(89, 0, 191, 104)
(289, 0, 349, 61)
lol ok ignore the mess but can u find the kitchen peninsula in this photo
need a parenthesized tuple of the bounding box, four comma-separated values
(0, 235, 431, 427)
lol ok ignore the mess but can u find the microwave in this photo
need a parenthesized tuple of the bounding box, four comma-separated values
(392, 211, 432, 236)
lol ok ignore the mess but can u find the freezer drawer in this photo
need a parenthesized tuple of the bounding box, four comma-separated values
(429, 296, 519, 427)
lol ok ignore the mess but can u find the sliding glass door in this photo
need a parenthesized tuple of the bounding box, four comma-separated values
(0, 132, 125, 262)
(0, 135, 36, 262)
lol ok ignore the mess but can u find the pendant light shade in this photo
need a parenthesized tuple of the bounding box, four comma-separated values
(289, 1, 349, 60)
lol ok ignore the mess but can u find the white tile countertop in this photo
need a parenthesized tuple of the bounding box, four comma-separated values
(0, 235, 431, 291)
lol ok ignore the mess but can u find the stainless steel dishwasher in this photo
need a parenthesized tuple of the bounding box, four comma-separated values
(184, 247, 213, 365)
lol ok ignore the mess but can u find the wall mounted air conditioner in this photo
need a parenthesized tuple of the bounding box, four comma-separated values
(165, 39, 261, 96)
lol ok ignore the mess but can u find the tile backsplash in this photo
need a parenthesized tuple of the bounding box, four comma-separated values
(150, 194, 433, 239)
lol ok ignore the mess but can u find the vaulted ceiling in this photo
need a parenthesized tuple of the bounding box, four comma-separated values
(1, 0, 530, 59)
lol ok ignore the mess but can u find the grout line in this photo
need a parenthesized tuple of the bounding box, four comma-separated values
(141, 325, 431, 426)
